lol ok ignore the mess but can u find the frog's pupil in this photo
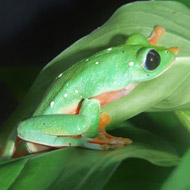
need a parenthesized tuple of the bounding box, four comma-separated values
(144, 50, 160, 70)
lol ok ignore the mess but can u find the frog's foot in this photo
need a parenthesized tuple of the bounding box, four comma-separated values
(88, 136, 132, 150)
(148, 26, 165, 46)
(88, 112, 132, 149)
(148, 26, 180, 55)
(168, 47, 180, 55)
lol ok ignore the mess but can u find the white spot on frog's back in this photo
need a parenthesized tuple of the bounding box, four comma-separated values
(75, 90, 79, 93)
(107, 48, 112, 51)
(95, 61, 99, 65)
(86, 58, 89, 61)
(50, 101, 54, 108)
(64, 93, 68, 97)
(128, 62, 134, 66)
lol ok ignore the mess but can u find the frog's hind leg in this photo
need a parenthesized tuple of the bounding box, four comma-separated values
(88, 112, 132, 148)
(23, 134, 113, 151)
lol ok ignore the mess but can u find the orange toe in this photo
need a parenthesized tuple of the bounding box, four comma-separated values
(148, 26, 166, 46)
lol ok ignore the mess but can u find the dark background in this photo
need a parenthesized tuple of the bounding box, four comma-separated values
(0, 0, 137, 124)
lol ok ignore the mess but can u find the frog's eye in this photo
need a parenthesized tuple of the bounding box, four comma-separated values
(144, 49, 160, 70)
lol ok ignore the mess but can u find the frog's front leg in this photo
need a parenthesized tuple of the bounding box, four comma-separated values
(87, 112, 132, 147)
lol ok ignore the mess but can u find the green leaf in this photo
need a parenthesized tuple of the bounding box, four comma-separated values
(161, 148, 190, 190)
(130, 112, 190, 156)
(0, 1, 190, 189)
(0, 159, 27, 190)
(175, 110, 190, 132)
(151, 0, 190, 9)
(103, 158, 174, 190)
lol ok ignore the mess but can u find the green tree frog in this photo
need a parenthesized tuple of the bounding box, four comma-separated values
(11, 26, 180, 155)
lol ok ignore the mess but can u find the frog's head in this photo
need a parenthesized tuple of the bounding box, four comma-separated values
(125, 33, 179, 82)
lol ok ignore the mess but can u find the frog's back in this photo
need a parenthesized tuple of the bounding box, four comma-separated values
(34, 46, 133, 115)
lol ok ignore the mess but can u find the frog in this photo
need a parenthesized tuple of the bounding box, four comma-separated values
(5, 26, 180, 156)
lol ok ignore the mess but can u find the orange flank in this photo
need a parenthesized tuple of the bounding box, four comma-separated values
(62, 88, 129, 115)
(92, 89, 128, 107)
(62, 82, 138, 117)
